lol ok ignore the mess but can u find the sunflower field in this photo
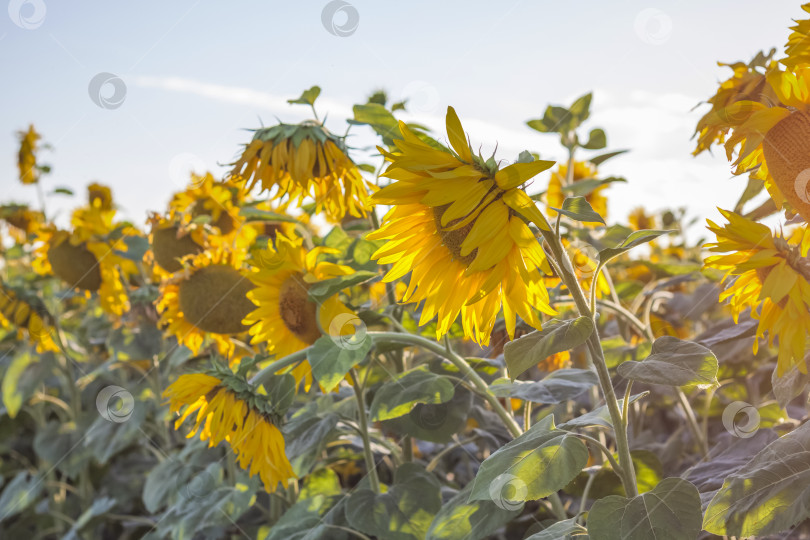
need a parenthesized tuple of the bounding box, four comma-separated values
(4, 5, 810, 540)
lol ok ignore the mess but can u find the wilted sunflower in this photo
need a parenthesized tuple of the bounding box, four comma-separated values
(156, 247, 255, 357)
(33, 201, 139, 317)
(230, 121, 374, 222)
(0, 283, 58, 352)
(694, 59, 810, 220)
(705, 209, 810, 375)
(0, 204, 44, 243)
(164, 373, 295, 492)
(367, 107, 557, 345)
(17, 125, 41, 185)
(244, 233, 355, 388)
(546, 160, 608, 222)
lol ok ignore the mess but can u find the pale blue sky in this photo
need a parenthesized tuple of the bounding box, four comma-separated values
(0, 0, 802, 238)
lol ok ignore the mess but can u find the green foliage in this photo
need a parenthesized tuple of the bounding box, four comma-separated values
(504, 317, 594, 379)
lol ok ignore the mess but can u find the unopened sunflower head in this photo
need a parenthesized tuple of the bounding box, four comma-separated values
(163, 371, 295, 492)
(244, 233, 355, 389)
(546, 160, 607, 222)
(705, 209, 810, 375)
(367, 106, 557, 345)
(17, 125, 40, 185)
(229, 121, 374, 222)
(156, 246, 255, 357)
(0, 283, 58, 353)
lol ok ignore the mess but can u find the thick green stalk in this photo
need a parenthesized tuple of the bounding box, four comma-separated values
(349, 368, 381, 494)
(541, 228, 638, 497)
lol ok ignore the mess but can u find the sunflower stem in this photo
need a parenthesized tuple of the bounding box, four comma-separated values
(349, 367, 381, 494)
(249, 349, 308, 386)
(539, 228, 638, 497)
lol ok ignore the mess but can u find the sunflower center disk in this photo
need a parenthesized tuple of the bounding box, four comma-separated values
(278, 275, 321, 343)
(152, 226, 203, 273)
(432, 205, 478, 267)
(763, 110, 810, 221)
(178, 264, 256, 334)
(47, 240, 102, 291)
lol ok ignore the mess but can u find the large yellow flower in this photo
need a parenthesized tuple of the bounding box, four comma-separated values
(156, 247, 255, 357)
(230, 121, 374, 222)
(704, 209, 810, 376)
(0, 283, 58, 352)
(694, 57, 810, 220)
(164, 373, 295, 492)
(33, 202, 139, 318)
(367, 107, 557, 345)
(17, 125, 40, 185)
(245, 233, 355, 388)
(546, 160, 608, 222)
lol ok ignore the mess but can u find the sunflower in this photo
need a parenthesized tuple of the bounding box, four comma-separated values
(244, 233, 355, 388)
(0, 283, 58, 352)
(784, 4, 810, 69)
(156, 246, 255, 357)
(229, 121, 374, 222)
(168, 173, 245, 236)
(704, 209, 810, 375)
(146, 214, 206, 275)
(33, 202, 139, 318)
(0, 204, 44, 243)
(693, 56, 810, 220)
(367, 106, 557, 345)
(17, 125, 41, 185)
(164, 373, 295, 492)
(87, 183, 114, 211)
(546, 160, 608, 222)
(628, 207, 657, 231)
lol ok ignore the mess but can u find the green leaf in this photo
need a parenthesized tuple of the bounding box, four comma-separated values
(65, 497, 116, 538)
(287, 86, 321, 106)
(0, 471, 43, 519)
(598, 229, 673, 265)
(2, 351, 36, 418)
(426, 484, 520, 540)
(346, 463, 442, 540)
(617, 337, 719, 389)
(370, 368, 454, 422)
(261, 373, 296, 415)
(351, 103, 402, 146)
(560, 393, 648, 430)
(587, 477, 702, 540)
(114, 235, 149, 262)
(503, 317, 594, 379)
(383, 386, 473, 444)
(589, 150, 628, 166)
(560, 176, 626, 197)
(284, 412, 339, 476)
(307, 270, 378, 302)
(581, 128, 606, 150)
(525, 517, 588, 540)
(307, 336, 372, 393)
(264, 494, 350, 540)
(703, 421, 810, 537)
(551, 196, 605, 225)
(469, 416, 588, 504)
(490, 368, 597, 404)
(569, 93, 593, 123)
(734, 175, 765, 213)
(51, 186, 74, 196)
(772, 360, 810, 409)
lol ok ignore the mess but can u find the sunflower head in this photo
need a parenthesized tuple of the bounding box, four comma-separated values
(148, 216, 205, 274)
(169, 173, 244, 236)
(367, 106, 557, 344)
(1, 204, 44, 243)
(17, 125, 41, 185)
(705, 209, 810, 375)
(45, 230, 103, 291)
(163, 368, 296, 492)
(229, 121, 373, 222)
(87, 183, 114, 211)
(628, 207, 657, 231)
(156, 247, 254, 356)
(0, 283, 58, 353)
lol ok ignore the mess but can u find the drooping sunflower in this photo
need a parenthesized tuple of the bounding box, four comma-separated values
(367, 107, 557, 345)
(704, 209, 810, 375)
(156, 246, 255, 357)
(229, 121, 374, 222)
(164, 372, 295, 492)
(0, 282, 58, 352)
(244, 233, 355, 388)
(546, 160, 608, 222)
(32, 201, 140, 318)
(0, 204, 44, 243)
(17, 125, 41, 185)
